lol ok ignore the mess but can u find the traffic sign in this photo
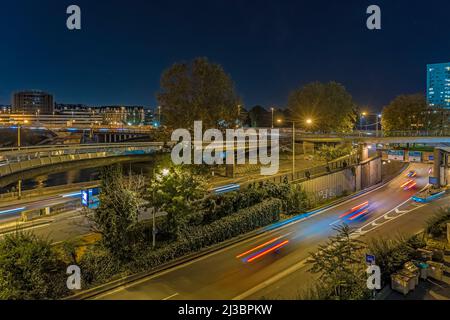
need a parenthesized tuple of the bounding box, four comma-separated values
(366, 254, 376, 265)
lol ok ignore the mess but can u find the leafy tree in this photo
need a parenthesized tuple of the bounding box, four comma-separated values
(147, 166, 208, 237)
(248, 105, 270, 127)
(157, 57, 241, 129)
(307, 224, 369, 300)
(0, 232, 68, 299)
(88, 165, 144, 260)
(381, 94, 437, 132)
(288, 82, 357, 133)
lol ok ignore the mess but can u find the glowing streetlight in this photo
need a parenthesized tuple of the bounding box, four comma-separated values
(271, 107, 275, 128)
(306, 118, 313, 125)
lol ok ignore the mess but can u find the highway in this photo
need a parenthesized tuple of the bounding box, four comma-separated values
(93, 163, 444, 300)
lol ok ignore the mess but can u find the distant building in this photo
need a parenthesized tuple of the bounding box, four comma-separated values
(55, 103, 94, 114)
(427, 62, 450, 109)
(99, 106, 145, 125)
(12, 90, 54, 114)
(0, 105, 11, 114)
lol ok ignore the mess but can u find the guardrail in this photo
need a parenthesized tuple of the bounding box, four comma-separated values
(240, 154, 360, 187)
(0, 143, 168, 178)
(290, 129, 450, 139)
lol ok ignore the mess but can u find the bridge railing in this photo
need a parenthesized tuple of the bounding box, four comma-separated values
(289, 129, 450, 139)
(0, 143, 168, 177)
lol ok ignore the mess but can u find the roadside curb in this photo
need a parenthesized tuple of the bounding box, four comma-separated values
(67, 162, 410, 300)
(0, 219, 53, 235)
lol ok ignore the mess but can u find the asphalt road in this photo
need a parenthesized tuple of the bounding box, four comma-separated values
(95, 163, 442, 300)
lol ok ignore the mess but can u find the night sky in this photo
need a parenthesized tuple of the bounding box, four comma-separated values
(1, 0, 449, 111)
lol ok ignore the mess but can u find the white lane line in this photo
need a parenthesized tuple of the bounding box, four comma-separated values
(162, 293, 179, 300)
(232, 260, 308, 300)
(329, 219, 341, 226)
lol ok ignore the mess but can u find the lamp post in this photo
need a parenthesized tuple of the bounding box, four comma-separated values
(278, 117, 313, 175)
(271, 107, 275, 129)
(158, 106, 162, 125)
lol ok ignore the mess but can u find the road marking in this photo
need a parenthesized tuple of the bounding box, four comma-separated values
(232, 259, 308, 300)
(234, 167, 434, 300)
(162, 293, 179, 300)
(329, 219, 341, 226)
(95, 163, 423, 300)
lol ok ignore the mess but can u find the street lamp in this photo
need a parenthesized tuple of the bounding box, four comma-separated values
(278, 117, 314, 175)
(158, 106, 162, 125)
(271, 107, 275, 129)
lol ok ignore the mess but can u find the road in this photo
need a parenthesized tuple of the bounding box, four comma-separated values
(94, 163, 444, 300)
(0, 192, 82, 224)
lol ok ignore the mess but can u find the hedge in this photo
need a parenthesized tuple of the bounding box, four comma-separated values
(81, 198, 283, 285)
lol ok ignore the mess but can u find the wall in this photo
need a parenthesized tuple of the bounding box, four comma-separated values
(299, 157, 382, 206)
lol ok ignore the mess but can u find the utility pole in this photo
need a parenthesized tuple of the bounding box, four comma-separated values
(17, 123, 21, 150)
(292, 121, 295, 175)
(271, 108, 274, 129)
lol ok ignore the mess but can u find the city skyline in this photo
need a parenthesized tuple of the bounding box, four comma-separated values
(1, 0, 450, 110)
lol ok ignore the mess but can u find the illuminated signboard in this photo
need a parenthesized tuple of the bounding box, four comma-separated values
(408, 151, 422, 162)
(388, 150, 404, 161)
(81, 188, 100, 209)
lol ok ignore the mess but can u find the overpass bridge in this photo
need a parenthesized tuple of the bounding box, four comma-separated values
(290, 129, 450, 145)
(0, 142, 169, 186)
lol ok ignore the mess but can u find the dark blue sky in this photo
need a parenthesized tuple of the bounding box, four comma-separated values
(1, 0, 449, 111)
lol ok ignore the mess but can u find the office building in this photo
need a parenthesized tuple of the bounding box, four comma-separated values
(427, 62, 450, 109)
(12, 90, 54, 114)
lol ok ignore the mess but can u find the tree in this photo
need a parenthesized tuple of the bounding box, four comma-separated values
(88, 165, 144, 260)
(0, 232, 68, 299)
(288, 82, 357, 133)
(157, 57, 241, 129)
(147, 166, 208, 237)
(248, 105, 270, 127)
(307, 224, 369, 300)
(381, 94, 436, 132)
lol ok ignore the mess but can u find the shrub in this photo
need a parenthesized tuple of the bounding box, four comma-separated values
(86, 199, 283, 284)
(426, 207, 450, 238)
(367, 234, 426, 284)
(79, 244, 125, 287)
(0, 232, 69, 300)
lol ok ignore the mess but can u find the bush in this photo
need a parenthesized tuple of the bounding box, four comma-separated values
(285, 184, 310, 215)
(367, 234, 426, 284)
(0, 232, 69, 300)
(426, 207, 450, 238)
(79, 244, 125, 287)
(84, 199, 282, 285)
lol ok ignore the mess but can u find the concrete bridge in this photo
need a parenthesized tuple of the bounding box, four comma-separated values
(0, 142, 169, 187)
(288, 130, 450, 145)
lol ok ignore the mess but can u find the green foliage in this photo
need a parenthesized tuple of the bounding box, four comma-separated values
(306, 224, 370, 300)
(134, 199, 282, 270)
(381, 94, 437, 132)
(316, 144, 353, 162)
(0, 232, 68, 300)
(148, 166, 208, 237)
(426, 207, 450, 238)
(83, 199, 282, 286)
(79, 244, 125, 286)
(288, 82, 357, 133)
(157, 57, 241, 129)
(89, 164, 144, 260)
(366, 235, 426, 283)
(285, 184, 310, 215)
